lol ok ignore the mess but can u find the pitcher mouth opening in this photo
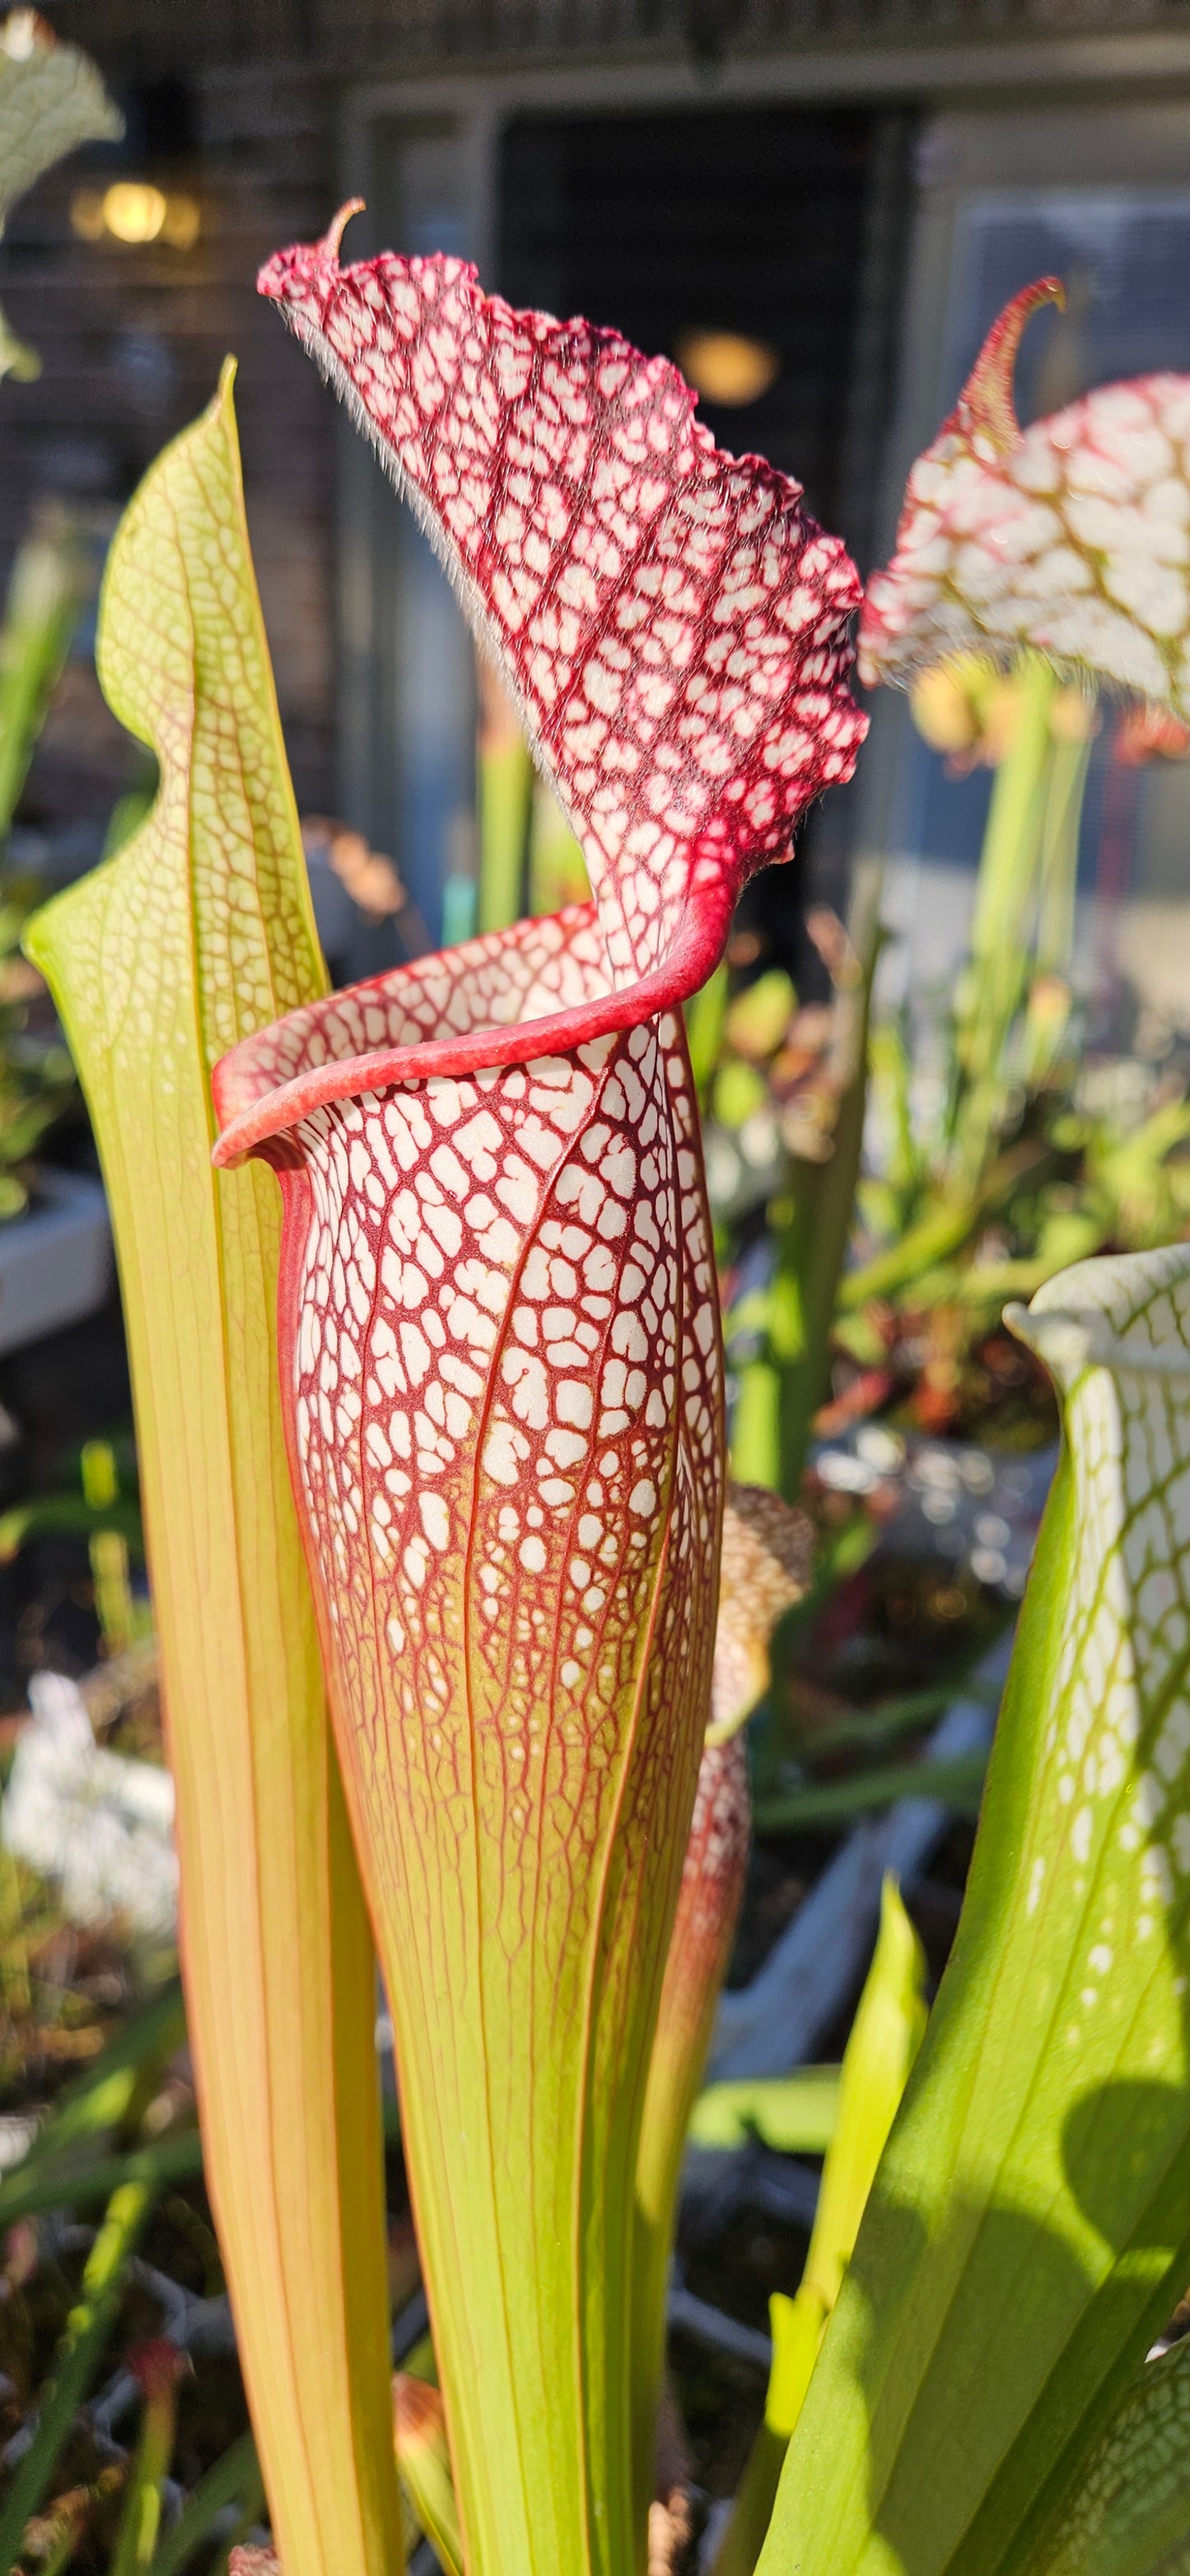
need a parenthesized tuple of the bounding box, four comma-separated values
(211, 892, 725, 1171)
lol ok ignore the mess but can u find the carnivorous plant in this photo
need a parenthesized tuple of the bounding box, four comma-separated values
(21, 236, 1190, 2576)
(207, 208, 865, 2576)
(25, 210, 864, 2576)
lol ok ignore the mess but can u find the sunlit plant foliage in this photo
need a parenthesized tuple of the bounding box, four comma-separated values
(7, 240, 1190, 2576)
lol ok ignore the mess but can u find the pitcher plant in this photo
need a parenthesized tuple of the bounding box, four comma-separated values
(208, 208, 865, 2576)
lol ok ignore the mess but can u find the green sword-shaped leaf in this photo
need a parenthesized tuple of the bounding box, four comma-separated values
(758, 1243, 1190, 2576)
(26, 366, 403, 2576)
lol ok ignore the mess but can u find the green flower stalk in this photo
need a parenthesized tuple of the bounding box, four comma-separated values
(209, 212, 866, 2576)
(476, 650, 534, 934)
(110, 2339, 187, 2576)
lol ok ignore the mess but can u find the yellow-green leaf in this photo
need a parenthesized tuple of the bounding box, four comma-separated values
(709, 2293, 825, 2576)
(801, 1874, 926, 2317)
(26, 366, 403, 2576)
(710, 1882, 926, 2576)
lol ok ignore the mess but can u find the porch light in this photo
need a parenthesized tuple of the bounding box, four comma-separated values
(71, 184, 200, 249)
(676, 329, 780, 406)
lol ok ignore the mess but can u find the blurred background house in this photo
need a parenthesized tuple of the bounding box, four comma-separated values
(8, 0, 1190, 1016)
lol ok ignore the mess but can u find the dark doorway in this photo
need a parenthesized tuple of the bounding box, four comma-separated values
(497, 104, 916, 965)
(498, 104, 912, 573)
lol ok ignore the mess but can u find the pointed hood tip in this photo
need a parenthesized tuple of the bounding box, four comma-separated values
(956, 274, 1066, 456)
(324, 198, 366, 261)
(257, 201, 366, 304)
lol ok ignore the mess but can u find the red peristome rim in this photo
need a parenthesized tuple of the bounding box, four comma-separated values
(211, 892, 724, 1169)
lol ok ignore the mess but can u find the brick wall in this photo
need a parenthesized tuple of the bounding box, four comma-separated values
(1, 54, 339, 852)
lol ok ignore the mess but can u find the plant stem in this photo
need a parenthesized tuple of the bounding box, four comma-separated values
(753, 1747, 988, 1832)
(110, 2356, 183, 2576)
(475, 653, 533, 931)
(964, 657, 1057, 995)
(839, 1136, 1052, 1314)
(0, 515, 86, 842)
(1036, 731, 1092, 978)
(685, 962, 729, 1111)
(0, 2181, 152, 2574)
(526, 777, 589, 917)
(0, 1979, 184, 2219)
(728, 876, 879, 1496)
(838, 1192, 987, 1312)
(0, 2132, 202, 2226)
(709, 2293, 823, 2576)
(952, 660, 1054, 1172)
(148, 2434, 262, 2576)
(729, 1357, 782, 1491)
(774, 937, 875, 1494)
(393, 2379, 464, 2576)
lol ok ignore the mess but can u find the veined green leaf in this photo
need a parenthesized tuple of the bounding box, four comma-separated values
(758, 1244, 1190, 2576)
(1030, 2338, 1190, 2576)
(26, 369, 402, 2576)
(0, 12, 121, 379)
